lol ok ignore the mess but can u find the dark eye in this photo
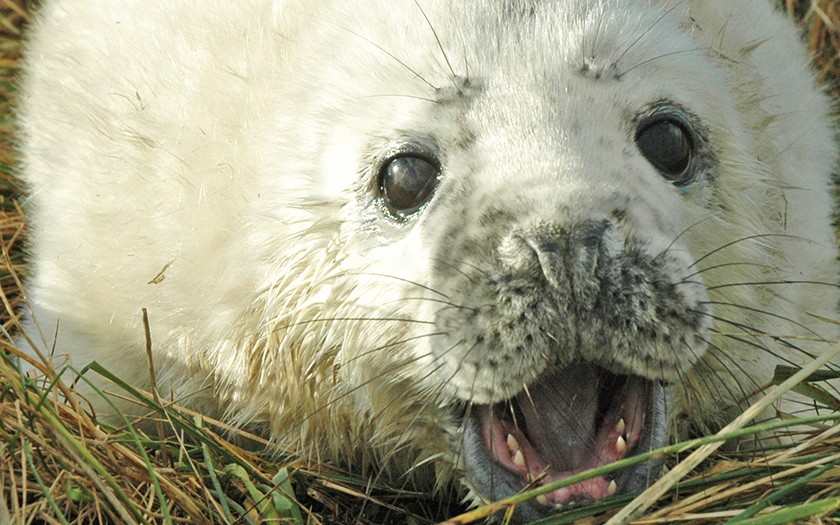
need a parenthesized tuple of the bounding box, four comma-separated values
(635, 115, 694, 184)
(378, 154, 441, 218)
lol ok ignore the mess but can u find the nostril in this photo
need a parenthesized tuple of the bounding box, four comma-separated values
(498, 220, 621, 297)
(572, 220, 609, 251)
(526, 234, 566, 288)
(568, 221, 615, 307)
(497, 231, 541, 275)
(498, 225, 566, 287)
(569, 220, 612, 274)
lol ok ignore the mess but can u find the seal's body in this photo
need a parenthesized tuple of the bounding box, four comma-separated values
(19, 0, 838, 520)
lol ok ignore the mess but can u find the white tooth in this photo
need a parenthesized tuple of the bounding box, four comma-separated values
(615, 418, 626, 435)
(513, 450, 526, 468)
(507, 434, 520, 452)
(536, 494, 549, 506)
(608, 480, 618, 496)
(616, 435, 627, 453)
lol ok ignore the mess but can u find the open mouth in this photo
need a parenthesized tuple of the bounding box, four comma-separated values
(463, 364, 666, 520)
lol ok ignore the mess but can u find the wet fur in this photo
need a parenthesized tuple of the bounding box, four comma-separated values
(18, 0, 839, 516)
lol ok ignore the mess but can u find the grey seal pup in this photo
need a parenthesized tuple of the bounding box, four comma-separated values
(17, 0, 839, 521)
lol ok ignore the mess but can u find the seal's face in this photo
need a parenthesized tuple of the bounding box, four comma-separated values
(365, 102, 713, 515)
(318, 1, 722, 517)
(418, 95, 713, 516)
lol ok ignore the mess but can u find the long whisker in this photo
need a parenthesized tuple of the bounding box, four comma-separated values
(341, 330, 448, 366)
(689, 233, 812, 269)
(699, 300, 831, 343)
(345, 272, 450, 301)
(619, 47, 709, 79)
(342, 272, 452, 300)
(334, 24, 439, 90)
(351, 93, 440, 104)
(681, 261, 772, 280)
(705, 322, 806, 369)
(427, 256, 492, 282)
(706, 279, 840, 292)
(654, 215, 715, 263)
(613, 0, 688, 66)
(398, 297, 479, 314)
(690, 341, 756, 415)
(412, 0, 457, 79)
(268, 316, 436, 336)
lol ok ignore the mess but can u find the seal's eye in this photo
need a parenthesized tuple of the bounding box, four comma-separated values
(635, 114, 694, 185)
(378, 154, 441, 218)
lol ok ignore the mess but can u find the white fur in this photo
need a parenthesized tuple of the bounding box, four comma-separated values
(18, 0, 839, 500)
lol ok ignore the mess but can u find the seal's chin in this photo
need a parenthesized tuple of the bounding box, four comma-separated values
(464, 365, 667, 520)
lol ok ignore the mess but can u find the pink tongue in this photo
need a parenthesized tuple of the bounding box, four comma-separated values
(518, 366, 601, 471)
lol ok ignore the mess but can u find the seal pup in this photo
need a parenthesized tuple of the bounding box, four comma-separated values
(17, 0, 839, 521)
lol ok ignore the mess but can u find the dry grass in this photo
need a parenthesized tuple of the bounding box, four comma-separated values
(784, 0, 840, 98)
(2, 1, 840, 524)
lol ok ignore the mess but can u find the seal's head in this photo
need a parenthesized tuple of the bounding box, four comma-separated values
(293, 0, 835, 519)
(356, 30, 715, 521)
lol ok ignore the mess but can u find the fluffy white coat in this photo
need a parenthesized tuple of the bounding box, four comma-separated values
(18, 0, 840, 513)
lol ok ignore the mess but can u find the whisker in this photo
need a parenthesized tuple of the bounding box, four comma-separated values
(706, 279, 840, 292)
(689, 233, 811, 269)
(703, 340, 764, 398)
(397, 296, 479, 314)
(699, 300, 831, 343)
(619, 47, 708, 79)
(681, 261, 772, 280)
(341, 331, 448, 366)
(351, 93, 439, 104)
(427, 256, 492, 282)
(412, 0, 457, 80)
(662, 339, 701, 406)
(706, 323, 805, 370)
(773, 337, 840, 375)
(357, 357, 463, 500)
(584, 4, 608, 62)
(268, 316, 436, 336)
(450, 364, 483, 487)
(613, 0, 688, 66)
(653, 215, 715, 263)
(343, 272, 452, 300)
(334, 24, 439, 90)
(686, 343, 755, 421)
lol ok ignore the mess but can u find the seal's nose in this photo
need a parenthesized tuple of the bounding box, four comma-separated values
(498, 219, 623, 309)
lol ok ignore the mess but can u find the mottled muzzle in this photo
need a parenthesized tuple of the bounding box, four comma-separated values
(434, 215, 711, 399)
